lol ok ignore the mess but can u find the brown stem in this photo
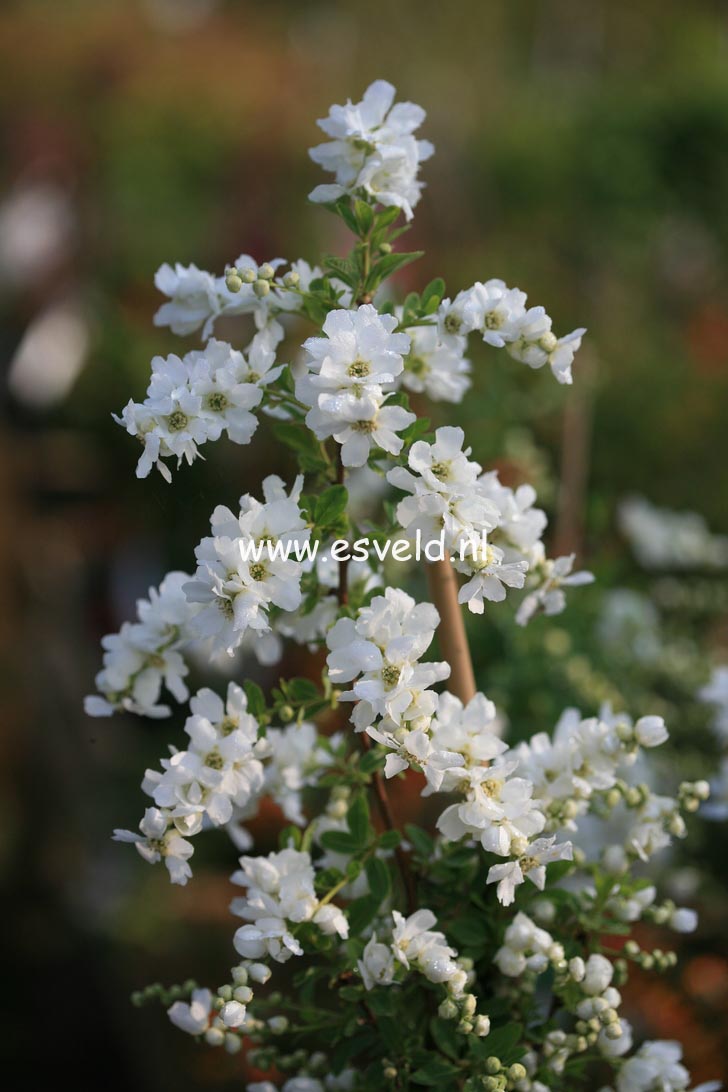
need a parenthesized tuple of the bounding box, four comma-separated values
(336, 453, 349, 606)
(426, 552, 477, 704)
(360, 734, 417, 913)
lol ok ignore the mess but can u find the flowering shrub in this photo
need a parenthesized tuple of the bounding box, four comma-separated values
(88, 81, 720, 1092)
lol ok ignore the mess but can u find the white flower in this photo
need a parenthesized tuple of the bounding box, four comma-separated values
(390, 908, 438, 968)
(262, 721, 336, 826)
(699, 666, 728, 743)
(145, 683, 265, 838)
(231, 848, 346, 962)
(428, 691, 507, 771)
(358, 935, 396, 990)
(308, 80, 433, 220)
(617, 1040, 692, 1092)
(454, 541, 528, 614)
(619, 496, 728, 571)
(85, 571, 197, 718)
(477, 471, 547, 555)
(634, 715, 669, 749)
(399, 321, 470, 403)
(494, 912, 561, 977)
(168, 987, 213, 1035)
(113, 806, 194, 885)
(220, 1000, 247, 1028)
(298, 304, 414, 467)
(438, 279, 586, 383)
(486, 837, 572, 906)
(114, 328, 285, 480)
(582, 953, 614, 996)
(437, 760, 546, 860)
(516, 552, 594, 626)
(326, 588, 448, 733)
(669, 907, 698, 933)
(154, 262, 220, 336)
(184, 475, 309, 654)
(299, 305, 410, 399)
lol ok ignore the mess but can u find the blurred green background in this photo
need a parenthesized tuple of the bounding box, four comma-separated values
(2, 0, 728, 1087)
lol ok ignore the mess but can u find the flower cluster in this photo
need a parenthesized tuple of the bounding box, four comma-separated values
(184, 475, 311, 655)
(114, 329, 282, 481)
(154, 255, 323, 340)
(359, 909, 490, 1035)
(388, 425, 592, 619)
(398, 316, 471, 403)
(232, 848, 348, 965)
(326, 586, 451, 776)
(297, 304, 415, 467)
(438, 277, 586, 385)
(85, 570, 197, 718)
(619, 494, 728, 570)
(308, 79, 434, 220)
(114, 684, 337, 882)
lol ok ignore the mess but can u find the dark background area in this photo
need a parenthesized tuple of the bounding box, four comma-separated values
(1, 0, 727, 1086)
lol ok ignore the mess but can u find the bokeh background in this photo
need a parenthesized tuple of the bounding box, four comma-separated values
(2, 0, 728, 1086)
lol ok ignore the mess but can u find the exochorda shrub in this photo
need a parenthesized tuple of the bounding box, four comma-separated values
(87, 80, 719, 1092)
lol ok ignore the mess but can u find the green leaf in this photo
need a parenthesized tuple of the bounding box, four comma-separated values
(335, 199, 359, 235)
(243, 680, 266, 719)
(410, 1058, 461, 1085)
(286, 677, 321, 703)
(315, 484, 349, 528)
(375, 206, 402, 228)
(359, 748, 385, 774)
(372, 250, 424, 282)
(378, 829, 402, 850)
(429, 1016, 460, 1060)
(347, 793, 371, 845)
(405, 823, 434, 858)
(447, 912, 487, 949)
(319, 831, 363, 854)
(271, 421, 326, 473)
(400, 417, 432, 445)
(473, 1022, 524, 1065)
(422, 277, 446, 307)
(353, 199, 374, 234)
(365, 857, 391, 902)
(347, 894, 381, 934)
(330, 1027, 376, 1072)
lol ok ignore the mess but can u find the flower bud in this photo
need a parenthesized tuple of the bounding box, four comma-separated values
(225, 271, 243, 293)
(224, 1033, 242, 1055)
(283, 270, 300, 288)
(254, 279, 271, 298)
(205, 1027, 225, 1047)
(240, 267, 257, 283)
(247, 962, 271, 984)
(474, 1014, 491, 1037)
(258, 263, 275, 280)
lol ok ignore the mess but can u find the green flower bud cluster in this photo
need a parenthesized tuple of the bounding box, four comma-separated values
(131, 978, 198, 1007)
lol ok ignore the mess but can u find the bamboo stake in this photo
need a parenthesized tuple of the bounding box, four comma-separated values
(426, 551, 477, 704)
